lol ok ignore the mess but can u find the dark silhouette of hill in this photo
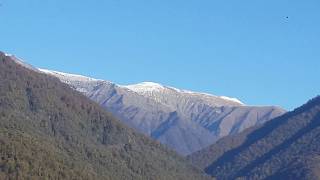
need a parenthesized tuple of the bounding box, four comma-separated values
(188, 96, 320, 180)
(0, 52, 209, 180)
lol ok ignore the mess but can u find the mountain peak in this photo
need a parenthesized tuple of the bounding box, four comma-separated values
(125, 82, 166, 92)
(6, 52, 285, 155)
(124, 82, 244, 105)
(0, 53, 209, 180)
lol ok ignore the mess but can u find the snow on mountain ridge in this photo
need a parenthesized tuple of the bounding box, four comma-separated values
(220, 96, 244, 105)
(38, 68, 102, 82)
(7, 56, 243, 106)
(125, 82, 166, 92)
(1, 52, 286, 155)
(124, 82, 244, 105)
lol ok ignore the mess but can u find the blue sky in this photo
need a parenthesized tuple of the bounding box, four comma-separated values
(0, 0, 319, 110)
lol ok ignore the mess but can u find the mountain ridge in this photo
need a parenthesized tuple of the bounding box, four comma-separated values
(123, 81, 244, 105)
(3, 52, 286, 155)
(39, 67, 244, 106)
(188, 96, 320, 180)
(0, 51, 210, 179)
(38, 67, 285, 155)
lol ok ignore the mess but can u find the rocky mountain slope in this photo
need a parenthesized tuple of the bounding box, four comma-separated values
(38, 68, 286, 155)
(188, 96, 320, 180)
(0, 52, 209, 180)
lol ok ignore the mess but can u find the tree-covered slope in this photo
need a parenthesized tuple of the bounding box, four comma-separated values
(0, 52, 209, 180)
(188, 96, 320, 180)
(39, 68, 285, 156)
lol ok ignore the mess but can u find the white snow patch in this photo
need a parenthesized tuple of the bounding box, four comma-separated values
(124, 81, 244, 105)
(180, 90, 244, 105)
(38, 68, 101, 82)
(125, 82, 166, 92)
(219, 96, 244, 105)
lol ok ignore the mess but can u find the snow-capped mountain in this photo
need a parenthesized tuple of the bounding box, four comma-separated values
(37, 68, 285, 155)
(3, 53, 286, 155)
(124, 82, 244, 107)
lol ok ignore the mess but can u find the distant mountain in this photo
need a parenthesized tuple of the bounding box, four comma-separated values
(0, 52, 209, 180)
(188, 96, 320, 180)
(38, 68, 286, 155)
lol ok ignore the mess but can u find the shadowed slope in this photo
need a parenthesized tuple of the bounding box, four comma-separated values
(0, 52, 209, 180)
(188, 96, 320, 180)
(39, 68, 285, 155)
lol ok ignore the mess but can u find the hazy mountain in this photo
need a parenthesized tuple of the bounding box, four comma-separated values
(0, 52, 209, 180)
(38, 68, 286, 155)
(188, 96, 320, 180)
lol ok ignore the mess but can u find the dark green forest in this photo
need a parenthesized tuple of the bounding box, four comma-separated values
(188, 96, 320, 180)
(0, 52, 209, 180)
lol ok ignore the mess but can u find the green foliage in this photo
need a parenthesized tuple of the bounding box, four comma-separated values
(189, 96, 320, 180)
(0, 53, 209, 180)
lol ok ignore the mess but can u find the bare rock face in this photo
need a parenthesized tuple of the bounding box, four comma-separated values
(38, 68, 285, 155)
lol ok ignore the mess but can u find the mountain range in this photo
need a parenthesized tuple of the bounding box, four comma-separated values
(188, 96, 320, 179)
(38, 68, 286, 155)
(2, 51, 319, 180)
(0, 52, 209, 179)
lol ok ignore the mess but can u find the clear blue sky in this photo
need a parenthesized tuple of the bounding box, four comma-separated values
(1, 0, 319, 110)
